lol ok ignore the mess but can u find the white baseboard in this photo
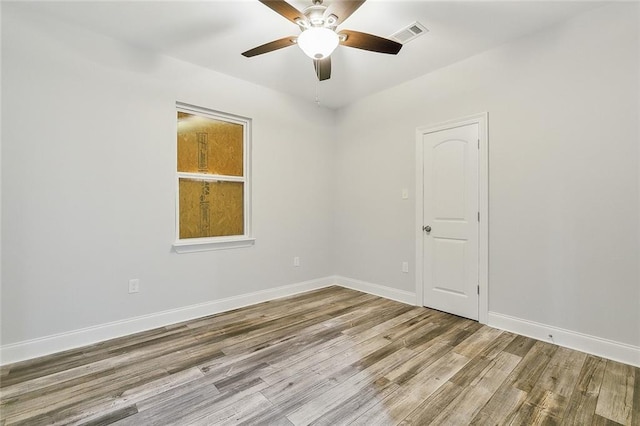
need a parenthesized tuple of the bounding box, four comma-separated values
(0, 277, 335, 366)
(5, 279, 637, 368)
(334, 275, 416, 305)
(488, 311, 640, 368)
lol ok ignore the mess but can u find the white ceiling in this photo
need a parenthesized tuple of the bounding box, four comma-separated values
(10, 1, 605, 109)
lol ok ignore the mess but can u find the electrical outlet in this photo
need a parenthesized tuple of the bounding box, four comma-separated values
(402, 188, 409, 199)
(128, 279, 140, 294)
(402, 262, 409, 273)
(293, 256, 300, 267)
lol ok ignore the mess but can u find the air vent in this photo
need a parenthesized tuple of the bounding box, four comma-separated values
(390, 21, 428, 44)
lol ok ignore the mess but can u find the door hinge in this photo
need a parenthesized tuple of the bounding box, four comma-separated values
(477, 285, 480, 295)
(477, 211, 480, 222)
(477, 139, 480, 150)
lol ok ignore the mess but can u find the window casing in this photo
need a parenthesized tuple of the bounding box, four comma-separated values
(173, 102, 253, 252)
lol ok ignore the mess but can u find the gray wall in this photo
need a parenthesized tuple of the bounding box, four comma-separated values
(333, 3, 640, 346)
(1, 6, 336, 344)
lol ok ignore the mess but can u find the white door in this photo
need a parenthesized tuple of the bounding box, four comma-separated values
(422, 123, 479, 320)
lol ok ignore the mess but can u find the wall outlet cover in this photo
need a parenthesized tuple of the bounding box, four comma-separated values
(128, 279, 140, 293)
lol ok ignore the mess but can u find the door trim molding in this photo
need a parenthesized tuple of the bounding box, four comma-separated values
(415, 112, 489, 324)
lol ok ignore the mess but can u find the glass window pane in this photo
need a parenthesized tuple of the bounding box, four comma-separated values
(177, 112, 243, 176)
(179, 178, 244, 238)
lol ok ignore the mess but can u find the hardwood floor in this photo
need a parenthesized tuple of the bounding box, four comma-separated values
(1, 286, 638, 425)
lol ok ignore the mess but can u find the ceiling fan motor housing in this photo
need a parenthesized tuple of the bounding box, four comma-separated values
(302, 4, 331, 28)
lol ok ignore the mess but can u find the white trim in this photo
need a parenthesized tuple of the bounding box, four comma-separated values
(4, 278, 638, 368)
(0, 277, 334, 365)
(415, 135, 424, 308)
(488, 311, 640, 368)
(176, 102, 250, 126)
(177, 172, 245, 183)
(174, 102, 253, 252)
(415, 112, 489, 324)
(334, 275, 416, 305)
(173, 236, 255, 253)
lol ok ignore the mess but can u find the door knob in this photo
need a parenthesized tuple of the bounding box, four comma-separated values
(423, 225, 431, 233)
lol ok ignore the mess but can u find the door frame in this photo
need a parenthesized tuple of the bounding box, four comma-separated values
(415, 112, 489, 324)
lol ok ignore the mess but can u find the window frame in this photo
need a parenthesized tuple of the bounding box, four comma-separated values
(173, 102, 254, 253)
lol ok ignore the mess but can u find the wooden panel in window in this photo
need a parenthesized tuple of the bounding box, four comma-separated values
(179, 178, 244, 238)
(177, 112, 243, 176)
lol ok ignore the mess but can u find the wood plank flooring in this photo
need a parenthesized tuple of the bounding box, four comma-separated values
(1, 286, 638, 425)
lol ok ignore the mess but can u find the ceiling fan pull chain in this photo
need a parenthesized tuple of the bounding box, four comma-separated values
(315, 79, 321, 107)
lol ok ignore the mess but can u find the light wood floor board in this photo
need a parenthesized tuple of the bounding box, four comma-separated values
(1, 286, 638, 425)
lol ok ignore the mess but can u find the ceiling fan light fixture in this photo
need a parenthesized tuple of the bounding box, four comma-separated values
(297, 27, 339, 59)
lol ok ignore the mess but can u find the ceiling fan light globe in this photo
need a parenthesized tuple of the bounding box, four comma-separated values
(297, 27, 339, 60)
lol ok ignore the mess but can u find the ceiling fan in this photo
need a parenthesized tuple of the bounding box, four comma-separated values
(242, 0, 402, 81)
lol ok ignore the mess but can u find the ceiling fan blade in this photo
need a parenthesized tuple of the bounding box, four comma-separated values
(242, 36, 297, 57)
(339, 30, 402, 54)
(313, 57, 331, 81)
(259, 0, 306, 24)
(324, 0, 366, 26)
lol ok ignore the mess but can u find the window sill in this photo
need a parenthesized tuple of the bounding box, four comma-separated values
(173, 237, 256, 253)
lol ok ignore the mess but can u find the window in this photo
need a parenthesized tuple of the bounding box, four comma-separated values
(173, 103, 253, 252)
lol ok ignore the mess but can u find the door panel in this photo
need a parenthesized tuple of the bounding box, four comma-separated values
(433, 238, 467, 295)
(434, 140, 466, 220)
(423, 124, 479, 320)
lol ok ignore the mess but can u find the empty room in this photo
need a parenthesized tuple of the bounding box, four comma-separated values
(1, 0, 639, 425)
